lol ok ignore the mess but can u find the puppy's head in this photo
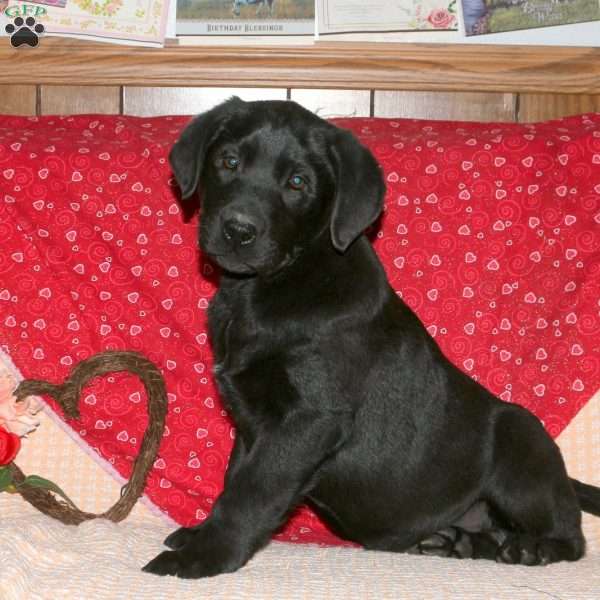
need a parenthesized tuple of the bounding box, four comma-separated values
(169, 97, 385, 277)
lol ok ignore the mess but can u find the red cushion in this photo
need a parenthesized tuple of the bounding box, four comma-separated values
(1, 113, 599, 546)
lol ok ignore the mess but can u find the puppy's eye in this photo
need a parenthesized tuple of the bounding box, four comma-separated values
(222, 157, 240, 170)
(288, 175, 306, 190)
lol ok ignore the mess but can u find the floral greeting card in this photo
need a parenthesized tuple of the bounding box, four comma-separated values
(317, 0, 458, 33)
(6, 0, 171, 46)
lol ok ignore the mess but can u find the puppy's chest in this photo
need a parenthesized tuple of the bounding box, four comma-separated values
(209, 286, 293, 373)
(212, 317, 267, 374)
(209, 306, 293, 422)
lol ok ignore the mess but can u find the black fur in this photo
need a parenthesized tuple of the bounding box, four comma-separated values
(143, 98, 600, 578)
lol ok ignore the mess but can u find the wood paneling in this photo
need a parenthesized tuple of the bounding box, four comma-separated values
(374, 91, 516, 122)
(40, 86, 120, 115)
(0, 85, 37, 116)
(1, 38, 599, 93)
(518, 93, 600, 122)
(123, 87, 286, 116)
(290, 89, 371, 117)
(4, 85, 594, 125)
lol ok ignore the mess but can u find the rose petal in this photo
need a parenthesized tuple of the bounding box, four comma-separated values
(0, 427, 21, 465)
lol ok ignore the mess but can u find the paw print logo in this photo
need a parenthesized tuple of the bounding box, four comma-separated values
(5, 17, 45, 48)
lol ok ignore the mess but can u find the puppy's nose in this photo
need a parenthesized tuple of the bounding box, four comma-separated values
(222, 214, 257, 247)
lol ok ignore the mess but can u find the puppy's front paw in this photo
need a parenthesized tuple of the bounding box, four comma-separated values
(142, 550, 184, 577)
(143, 548, 227, 579)
(143, 525, 243, 579)
(164, 526, 196, 550)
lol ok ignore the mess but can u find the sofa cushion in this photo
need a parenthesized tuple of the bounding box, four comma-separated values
(0, 112, 598, 545)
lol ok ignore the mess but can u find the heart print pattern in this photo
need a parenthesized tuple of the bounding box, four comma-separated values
(0, 112, 599, 546)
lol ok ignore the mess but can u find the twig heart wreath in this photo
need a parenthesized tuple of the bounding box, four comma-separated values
(0, 351, 167, 525)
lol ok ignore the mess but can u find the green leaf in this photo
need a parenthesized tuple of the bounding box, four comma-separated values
(17, 474, 78, 509)
(0, 467, 13, 492)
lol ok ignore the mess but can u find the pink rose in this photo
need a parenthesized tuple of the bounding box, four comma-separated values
(427, 8, 455, 29)
(0, 369, 42, 437)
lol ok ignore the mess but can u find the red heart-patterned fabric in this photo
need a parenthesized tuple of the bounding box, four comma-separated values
(1, 113, 599, 546)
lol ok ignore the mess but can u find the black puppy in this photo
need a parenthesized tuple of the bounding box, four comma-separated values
(143, 98, 600, 578)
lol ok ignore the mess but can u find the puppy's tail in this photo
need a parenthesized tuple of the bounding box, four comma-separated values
(571, 478, 600, 517)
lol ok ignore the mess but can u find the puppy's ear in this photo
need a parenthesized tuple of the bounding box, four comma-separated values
(169, 97, 245, 200)
(329, 130, 386, 253)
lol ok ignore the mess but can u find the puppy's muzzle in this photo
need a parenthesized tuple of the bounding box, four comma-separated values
(222, 211, 259, 248)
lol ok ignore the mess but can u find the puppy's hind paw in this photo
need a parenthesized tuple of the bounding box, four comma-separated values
(496, 534, 547, 566)
(410, 528, 477, 559)
(411, 528, 459, 558)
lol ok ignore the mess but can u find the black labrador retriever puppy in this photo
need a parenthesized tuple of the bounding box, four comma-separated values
(143, 98, 600, 578)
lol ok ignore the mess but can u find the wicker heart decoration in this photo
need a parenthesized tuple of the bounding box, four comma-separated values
(7, 351, 167, 525)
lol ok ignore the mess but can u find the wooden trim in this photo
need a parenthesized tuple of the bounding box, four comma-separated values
(1, 38, 599, 93)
